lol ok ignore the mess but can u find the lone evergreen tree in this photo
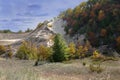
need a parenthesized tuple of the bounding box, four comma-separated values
(52, 34, 69, 62)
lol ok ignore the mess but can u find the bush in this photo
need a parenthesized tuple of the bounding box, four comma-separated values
(68, 42, 76, 59)
(91, 50, 118, 62)
(103, 57, 118, 61)
(82, 62, 86, 66)
(0, 45, 6, 55)
(16, 41, 37, 60)
(7, 45, 13, 58)
(91, 50, 106, 62)
(76, 46, 88, 58)
(37, 23, 44, 28)
(52, 34, 69, 62)
(37, 45, 53, 61)
(8, 52, 13, 58)
(89, 63, 103, 73)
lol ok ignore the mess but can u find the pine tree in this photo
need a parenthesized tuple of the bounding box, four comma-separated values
(52, 34, 69, 62)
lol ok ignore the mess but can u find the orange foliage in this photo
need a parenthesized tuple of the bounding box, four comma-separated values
(71, 20, 77, 26)
(93, 3, 101, 10)
(88, 32, 95, 39)
(100, 29, 107, 37)
(82, 12, 87, 17)
(88, 32, 97, 46)
(77, 46, 88, 58)
(90, 10, 96, 18)
(85, 40, 91, 49)
(116, 36, 120, 46)
(98, 10, 105, 21)
(68, 28, 73, 34)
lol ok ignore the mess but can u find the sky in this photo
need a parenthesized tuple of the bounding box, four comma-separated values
(0, 0, 86, 32)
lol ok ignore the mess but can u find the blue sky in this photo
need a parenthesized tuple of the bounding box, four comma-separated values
(0, 0, 86, 32)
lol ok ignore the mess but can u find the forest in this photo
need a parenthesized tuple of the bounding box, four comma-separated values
(60, 0, 120, 52)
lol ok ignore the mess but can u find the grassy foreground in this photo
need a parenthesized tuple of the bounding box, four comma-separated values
(0, 58, 120, 80)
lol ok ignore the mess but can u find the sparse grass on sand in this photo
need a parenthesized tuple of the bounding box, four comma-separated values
(0, 58, 120, 80)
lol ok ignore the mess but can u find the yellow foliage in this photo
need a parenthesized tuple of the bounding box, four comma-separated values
(93, 50, 100, 58)
(68, 42, 76, 59)
(37, 45, 52, 61)
(0, 45, 6, 55)
(66, 8, 73, 17)
(74, 6, 82, 18)
(16, 41, 38, 60)
(92, 50, 105, 60)
(68, 42, 76, 54)
(76, 46, 88, 58)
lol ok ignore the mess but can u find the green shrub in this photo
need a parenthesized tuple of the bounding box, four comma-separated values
(8, 52, 13, 59)
(0, 45, 6, 55)
(37, 23, 44, 28)
(16, 41, 37, 60)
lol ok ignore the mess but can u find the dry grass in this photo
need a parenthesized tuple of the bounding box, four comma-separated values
(0, 58, 120, 80)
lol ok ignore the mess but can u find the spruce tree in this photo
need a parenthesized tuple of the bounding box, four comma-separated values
(52, 34, 69, 62)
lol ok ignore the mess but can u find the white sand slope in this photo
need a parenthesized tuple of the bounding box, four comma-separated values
(0, 39, 21, 45)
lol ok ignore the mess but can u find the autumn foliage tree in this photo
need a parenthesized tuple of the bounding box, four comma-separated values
(37, 45, 52, 61)
(60, 0, 120, 51)
(98, 10, 105, 21)
(68, 42, 76, 59)
(76, 46, 88, 58)
(16, 41, 37, 60)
